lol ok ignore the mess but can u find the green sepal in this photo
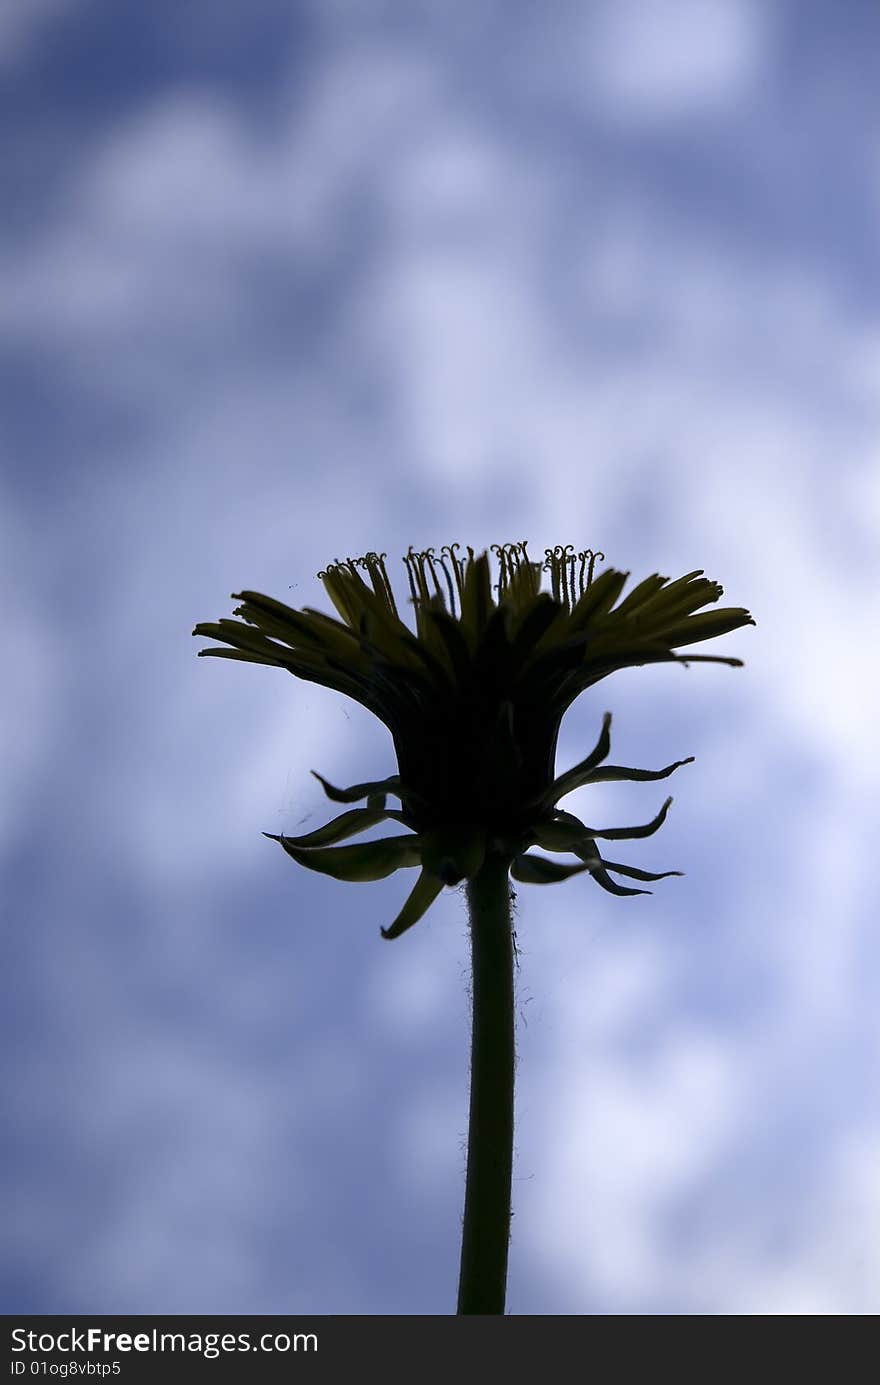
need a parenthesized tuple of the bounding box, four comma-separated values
(269, 805, 407, 848)
(528, 816, 597, 853)
(512, 845, 665, 895)
(538, 712, 612, 808)
(381, 868, 446, 940)
(573, 835, 653, 895)
(530, 805, 682, 858)
(598, 859, 683, 883)
(420, 824, 487, 886)
(264, 832, 421, 880)
(563, 796, 674, 842)
(576, 755, 694, 786)
(311, 770, 401, 804)
(588, 863, 652, 896)
(511, 852, 594, 884)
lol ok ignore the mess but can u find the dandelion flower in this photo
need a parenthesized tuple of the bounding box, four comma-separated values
(193, 541, 754, 1313)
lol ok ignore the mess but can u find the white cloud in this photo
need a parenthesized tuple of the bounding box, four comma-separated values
(69, 447, 393, 892)
(0, 482, 64, 856)
(583, 0, 769, 123)
(83, 93, 283, 247)
(686, 1129, 880, 1315)
(363, 911, 465, 1038)
(0, 43, 439, 350)
(394, 1080, 468, 1192)
(9, 1036, 305, 1311)
(0, 0, 74, 66)
(522, 1028, 743, 1301)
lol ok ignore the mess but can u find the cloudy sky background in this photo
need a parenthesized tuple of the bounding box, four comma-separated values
(2, 0, 879, 1315)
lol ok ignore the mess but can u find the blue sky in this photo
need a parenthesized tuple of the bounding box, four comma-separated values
(2, 0, 879, 1315)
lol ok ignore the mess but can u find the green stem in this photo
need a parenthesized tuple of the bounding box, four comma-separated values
(457, 850, 515, 1315)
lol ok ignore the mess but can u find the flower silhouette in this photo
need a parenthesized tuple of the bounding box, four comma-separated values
(193, 542, 755, 938)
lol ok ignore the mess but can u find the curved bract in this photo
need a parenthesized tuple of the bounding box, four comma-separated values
(194, 541, 755, 938)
